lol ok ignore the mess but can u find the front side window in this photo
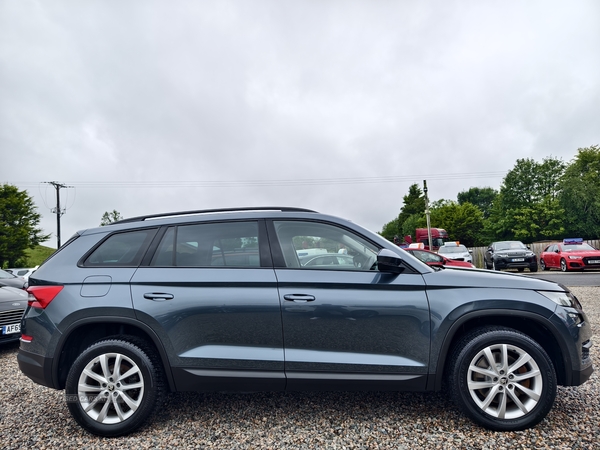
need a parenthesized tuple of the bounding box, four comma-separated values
(273, 221, 379, 271)
(150, 221, 260, 267)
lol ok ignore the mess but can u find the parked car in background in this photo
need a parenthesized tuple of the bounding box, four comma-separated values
(0, 269, 26, 289)
(437, 242, 473, 264)
(5, 267, 37, 281)
(18, 207, 592, 436)
(299, 253, 356, 268)
(0, 285, 27, 344)
(404, 248, 475, 268)
(485, 241, 538, 272)
(540, 238, 600, 272)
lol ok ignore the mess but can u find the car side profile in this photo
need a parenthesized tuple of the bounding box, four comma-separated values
(540, 238, 600, 272)
(18, 208, 592, 436)
(485, 241, 538, 272)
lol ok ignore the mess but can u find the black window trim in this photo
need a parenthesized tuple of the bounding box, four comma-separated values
(139, 219, 272, 269)
(78, 228, 159, 268)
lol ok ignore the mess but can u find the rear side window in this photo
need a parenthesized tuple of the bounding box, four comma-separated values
(150, 221, 260, 267)
(84, 229, 157, 267)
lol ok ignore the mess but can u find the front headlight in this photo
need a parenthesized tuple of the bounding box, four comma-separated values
(568, 255, 582, 260)
(526, 252, 535, 257)
(537, 290, 582, 309)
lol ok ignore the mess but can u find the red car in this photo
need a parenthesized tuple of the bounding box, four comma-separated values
(404, 248, 475, 268)
(540, 238, 600, 272)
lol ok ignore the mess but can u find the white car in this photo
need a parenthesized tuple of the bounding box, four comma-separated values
(5, 267, 37, 281)
(438, 243, 473, 264)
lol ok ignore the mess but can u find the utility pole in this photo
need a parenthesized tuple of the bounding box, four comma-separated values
(46, 181, 73, 248)
(423, 180, 433, 251)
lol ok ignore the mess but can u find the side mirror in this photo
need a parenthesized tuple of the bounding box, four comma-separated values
(468, 249, 473, 254)
(487, 248, 493, 253)
(377, 249, 405, 274)
(428, 261, 444, 268)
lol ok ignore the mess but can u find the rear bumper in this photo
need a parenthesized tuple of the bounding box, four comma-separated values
(17, 347, 58, 389)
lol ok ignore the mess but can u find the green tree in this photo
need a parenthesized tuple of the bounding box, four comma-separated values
(430, 201, 485, 247)
(379, 217, 400, 241)
(457, 187, 498, 219)
(100, 210, 123, 226)
(397, 183, 426, 226)
(559, 145, 600, 238)
(0, 184, 50, 268)
(380, 183, 426, 241)
(490, 157, 566, 242)
(400, 213, 426, 240)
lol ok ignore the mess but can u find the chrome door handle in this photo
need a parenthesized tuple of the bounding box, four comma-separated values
(283, 294, 315, 302)
(143, 292, 174, 301)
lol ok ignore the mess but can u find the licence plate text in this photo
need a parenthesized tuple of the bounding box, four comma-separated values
(2, 323, 20, 335)
(512, 258, 525, 262)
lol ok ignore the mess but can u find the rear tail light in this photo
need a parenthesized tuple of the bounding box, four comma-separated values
(20, 334, 33, 343)
(27, 285, 64, 309)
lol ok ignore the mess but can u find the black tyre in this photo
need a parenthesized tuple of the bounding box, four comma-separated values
(529, 264, 538, 273)
(517, 268, 524, 272)
(447, 327, 556, 431)
(65, 336, 164, 437)
(540, 259, 548, 271)
(560, 259, 568, 272)
(492, 260, 501, 271)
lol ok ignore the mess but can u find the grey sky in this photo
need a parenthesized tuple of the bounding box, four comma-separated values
(2, 1, 599, 248)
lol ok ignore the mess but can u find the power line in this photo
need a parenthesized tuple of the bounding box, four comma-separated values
(8, 171, 507, 189)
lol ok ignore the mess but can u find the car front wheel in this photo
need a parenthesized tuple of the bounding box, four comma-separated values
(65, 336, 164, 437)
(448, 327, 556, 431)
(560, 259, 568, 272)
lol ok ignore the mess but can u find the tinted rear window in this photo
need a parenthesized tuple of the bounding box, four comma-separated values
(84, 229, 157, 267)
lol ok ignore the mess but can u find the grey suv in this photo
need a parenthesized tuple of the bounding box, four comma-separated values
(485, 241, 538, 272)
(18, 208, 593, 436)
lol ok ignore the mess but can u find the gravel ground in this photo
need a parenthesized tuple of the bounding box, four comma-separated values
(1, 286, 598, 449)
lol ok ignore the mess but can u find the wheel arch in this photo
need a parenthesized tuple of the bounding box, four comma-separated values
(53, 317, 176, 391)
(432, 310, 570, 391)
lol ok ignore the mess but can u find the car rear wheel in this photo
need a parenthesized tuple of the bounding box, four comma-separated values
(448, 327, 556, 431)
(540, 259, 548, 271)
(65, 336, 164, 437)
(560, 259, 568, 272)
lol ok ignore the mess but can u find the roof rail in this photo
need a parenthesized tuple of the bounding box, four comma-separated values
(112, 207, 318, 224)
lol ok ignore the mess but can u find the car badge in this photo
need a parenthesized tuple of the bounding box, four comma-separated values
(12, 302, 21, 306)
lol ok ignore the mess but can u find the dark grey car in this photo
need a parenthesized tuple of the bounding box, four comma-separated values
(18, 208, 592, 436)
(485, 241, 538, 272)
(0, 285, 27, 344)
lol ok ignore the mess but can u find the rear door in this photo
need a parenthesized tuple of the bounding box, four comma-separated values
(269, 220, 430, 391)
(130, 220, 284, 391)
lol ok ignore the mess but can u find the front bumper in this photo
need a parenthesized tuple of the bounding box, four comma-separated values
(493, 256, 537, 269)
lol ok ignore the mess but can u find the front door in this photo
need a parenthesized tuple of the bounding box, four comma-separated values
(269, 220, 430, 391)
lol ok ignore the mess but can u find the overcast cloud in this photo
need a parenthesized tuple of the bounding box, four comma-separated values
(1, 1, 599, 248)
